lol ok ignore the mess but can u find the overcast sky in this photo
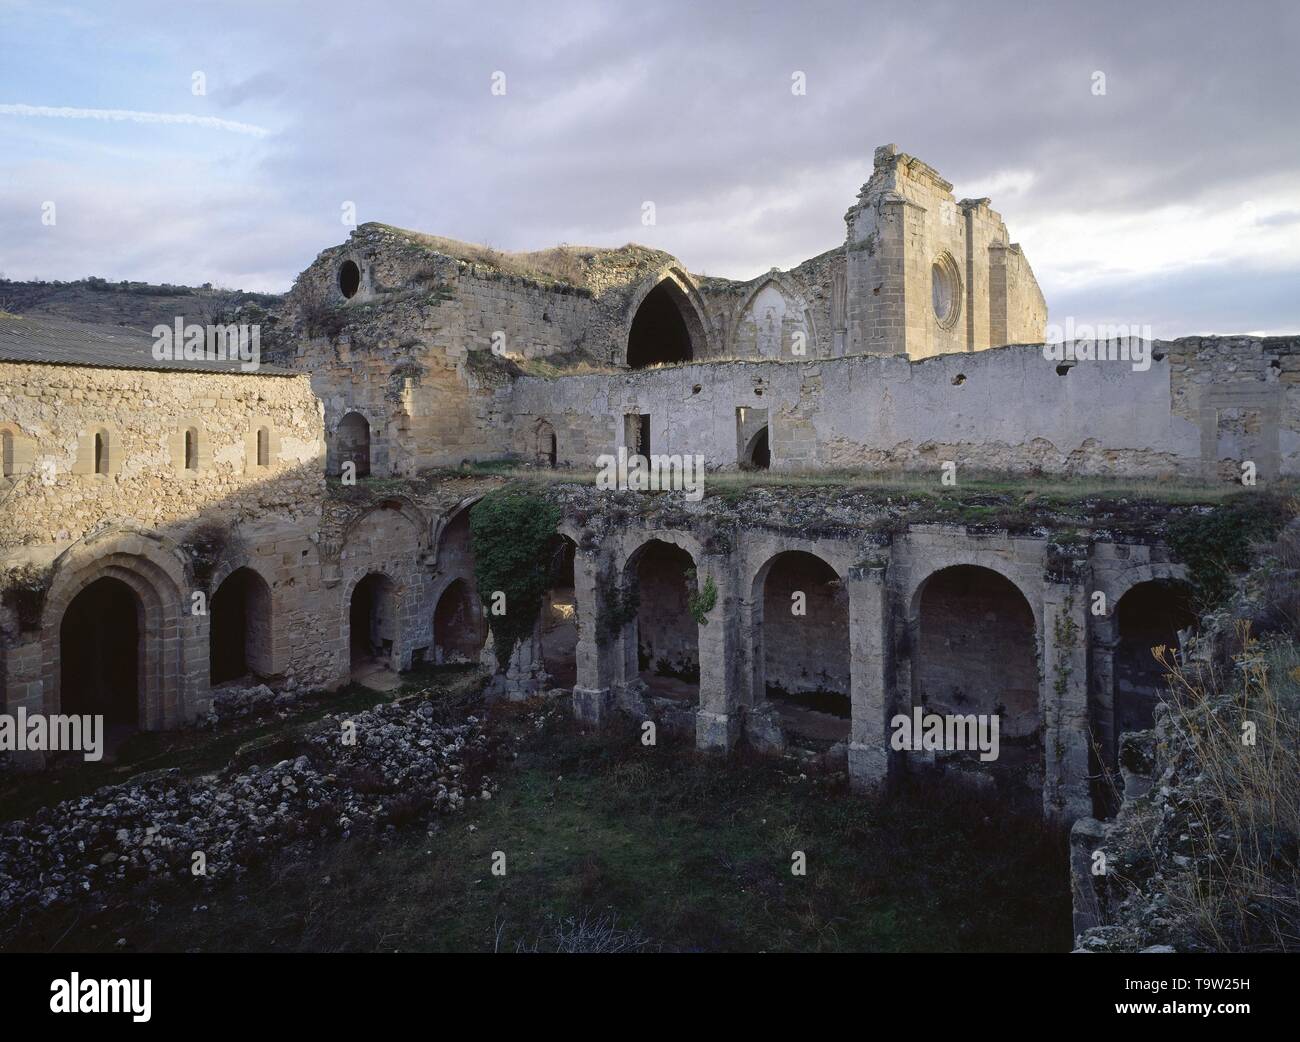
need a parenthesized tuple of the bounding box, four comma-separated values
(1, 0, 1297, 336)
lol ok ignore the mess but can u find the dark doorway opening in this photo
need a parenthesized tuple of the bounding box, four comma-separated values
(433, 578, 486, 664)
(60, 577, 139, 729)
(1115, 580, 1197, 736)
(757, 551, 849, 744)
(210, 568, 272, 685)
(350, 573, 396, 670)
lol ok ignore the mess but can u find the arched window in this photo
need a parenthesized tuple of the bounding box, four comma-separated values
(184, 428, 199, 471)
(93, 430, 109, 475)
(256, 427, 270, 468)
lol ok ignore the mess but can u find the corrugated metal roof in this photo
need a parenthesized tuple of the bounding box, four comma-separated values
(0, 314, 296, 376)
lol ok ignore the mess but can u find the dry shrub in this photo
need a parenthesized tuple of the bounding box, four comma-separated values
(1147, 631, 1300, 950)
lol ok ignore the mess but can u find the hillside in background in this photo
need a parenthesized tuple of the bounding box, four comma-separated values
(0, 277, 283, 333)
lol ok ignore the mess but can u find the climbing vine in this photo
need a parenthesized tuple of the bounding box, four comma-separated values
(687, 570, 717, 626)
(1165, 496, 1289, 611)
(596, 572, 639, 645)
(1, 563, 53, 632)
(468, 490, 562, 668)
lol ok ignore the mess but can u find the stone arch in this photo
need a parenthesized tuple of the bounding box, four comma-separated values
(908, 564, 1042, 799)
(433, 497, 479, 575)
(1113, 578, 1196, 738)
(342, 495, 431, 559)
(345, 570, 401, 672)
(624, 267, 712, 368)
(750, 549, 850, 740)
(209, 566, 274, 685)
(727, 272, 819, 359)
(541, 533, 578, 688)
(41, 527, 189, 731)
(619, 535, 703, 705)
(534, 419, 558, 467)
(0, 421, 35, 478)
(332, 410, 372, 478)
(741, 425, 770, 469)
(432, 577, 486, 664)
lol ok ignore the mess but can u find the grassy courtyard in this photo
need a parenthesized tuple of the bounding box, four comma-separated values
(8, 685, 1072, 953)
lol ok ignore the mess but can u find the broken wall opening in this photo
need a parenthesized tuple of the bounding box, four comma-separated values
(737, 406, 770, 469)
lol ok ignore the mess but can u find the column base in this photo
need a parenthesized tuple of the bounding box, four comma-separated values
(696, 710, 739, 752)
(571, 686, 612, 725)
(848, 740, 887, 793)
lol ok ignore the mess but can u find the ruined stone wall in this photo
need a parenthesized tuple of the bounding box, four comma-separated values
(511, 336, 1300, 479)
(843, 145, 1047, 359)
(0, 361, 323, 549)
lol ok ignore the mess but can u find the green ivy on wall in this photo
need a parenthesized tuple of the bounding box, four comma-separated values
(469, 490, 562, 667)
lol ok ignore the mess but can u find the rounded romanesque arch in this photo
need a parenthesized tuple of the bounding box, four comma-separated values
(619, 535, 704, 705)
(750, 549, 849, 742)
(741, 425, 770, 469)
(1113, 578, 1196, 738)
(910, 564, 1039, 735)
(624, 268, 712, 369)
(332, 410, 372, 478)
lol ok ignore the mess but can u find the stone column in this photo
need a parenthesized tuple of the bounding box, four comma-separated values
(571, 551, 618, 725)
(1042, 577, 1093, 825)
(483, 619, 547, 702)
(848, 564, 891, 792)
(695, 557, 740, 752)
(2, 631, 47, 769)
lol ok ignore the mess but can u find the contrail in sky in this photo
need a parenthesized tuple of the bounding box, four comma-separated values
(0, 103, 271, 137)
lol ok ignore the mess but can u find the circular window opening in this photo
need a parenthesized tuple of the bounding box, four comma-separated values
(931, 254, 961, 329)
(338, 260, 361, 299)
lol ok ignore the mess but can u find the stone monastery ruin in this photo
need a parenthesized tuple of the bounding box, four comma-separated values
(2, 144, 1298, 828)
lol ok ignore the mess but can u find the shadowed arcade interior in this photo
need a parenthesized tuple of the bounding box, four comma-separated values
(629, 540, 699, 704)
(540, 535, 578, 688)
(757, 550, 850, 744)
(432, 577, 486, 664)
(209, 567, 273, 686)
(914, 564, 1041, 802)
(59, 576, 140, 735)
(1114, 579, 1197, 737)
